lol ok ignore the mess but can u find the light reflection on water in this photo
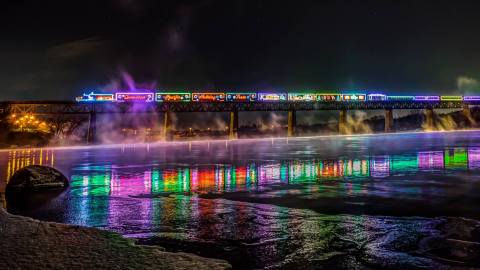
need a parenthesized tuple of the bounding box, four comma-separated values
(2, 145, 480, 196)
(67, 147, 479, 198)
(1, 132, 480, 269)
(3, 147, 480, 191)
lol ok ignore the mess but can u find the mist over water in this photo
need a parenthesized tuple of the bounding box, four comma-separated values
(341, 111, 372, 135)
(2, 131, 480, 269)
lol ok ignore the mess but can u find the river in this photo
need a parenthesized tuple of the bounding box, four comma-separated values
(1, 131, 480, 269)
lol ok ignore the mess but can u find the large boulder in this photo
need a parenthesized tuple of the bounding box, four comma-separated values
(6, 165, 69, 191)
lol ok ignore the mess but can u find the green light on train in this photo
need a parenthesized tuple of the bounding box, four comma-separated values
(440, 96, 463, 101)
(386, 96, 415, 101)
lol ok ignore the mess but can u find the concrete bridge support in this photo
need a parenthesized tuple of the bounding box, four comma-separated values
(339, 109, 347, 135)
(87, 112, 97, 144)
(163, 111, 173, 141)
(287, 110, 296, 137)
(385, 109, 394, 133)
(462, 104, 476, 127)
(229, 110, 238, 140)
(425, 108, 435, 130)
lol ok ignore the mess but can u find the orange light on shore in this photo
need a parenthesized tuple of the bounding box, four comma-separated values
(9, 114, 50, 132)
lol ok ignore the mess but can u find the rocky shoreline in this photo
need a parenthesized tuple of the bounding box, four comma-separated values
(0, 207, 231, 269)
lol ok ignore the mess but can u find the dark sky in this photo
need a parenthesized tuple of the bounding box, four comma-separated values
(2, 0, 480, 100)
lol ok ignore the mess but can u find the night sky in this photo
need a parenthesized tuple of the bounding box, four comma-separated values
(2, 0, 480, 100)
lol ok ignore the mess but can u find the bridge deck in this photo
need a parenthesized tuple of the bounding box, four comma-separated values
(0, 100, 476, 115)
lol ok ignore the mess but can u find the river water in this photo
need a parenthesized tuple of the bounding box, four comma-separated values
(1, 131, 480, 269)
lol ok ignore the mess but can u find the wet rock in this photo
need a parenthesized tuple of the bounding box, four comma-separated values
(6, 165, 69, 191)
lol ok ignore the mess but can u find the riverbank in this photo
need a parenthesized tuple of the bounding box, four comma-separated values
(0, 208, 231, 269)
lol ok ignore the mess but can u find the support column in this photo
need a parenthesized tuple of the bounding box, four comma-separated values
(229, 110, 238, 139)
(0, 191, 5, 209)
(287, 110, 296, 137)
(163, 111, 172, 141)
(425, 108, 434, 130)
(462, 104, 476, 127)
(384, 109, 394, 133)
(0, 106, 8, 143)
(339, 109, 347, 135)
(87, 112, 96, 144)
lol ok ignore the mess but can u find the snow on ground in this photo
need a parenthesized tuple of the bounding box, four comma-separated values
(0, 208, 231, 269)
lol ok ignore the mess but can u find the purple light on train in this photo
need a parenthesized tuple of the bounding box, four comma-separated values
(463, 96, 480, 101)
(115, 92, 154, 102)
(414, 96, 440, 101)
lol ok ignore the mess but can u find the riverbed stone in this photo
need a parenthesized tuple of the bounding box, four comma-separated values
(6, 165, 69, 191)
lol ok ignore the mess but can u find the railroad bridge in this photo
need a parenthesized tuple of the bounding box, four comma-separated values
(0, 100, 477, 142)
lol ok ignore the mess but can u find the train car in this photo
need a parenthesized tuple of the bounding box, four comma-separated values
(226, 93, 257, 102)
(155, 93, 191, 102)
(414, 96, 440, 101)
(192, 93, 225, 102)
(386, 95, 415, 101)
(258, 93, 287, 101)
(341, 94, 366, 101)
(116, 92, 155, 102)
(287, 93, 316, 101)
(76, 92, 115, 102)
(317, 94, 341, 101)
(440, 96, 463, 101)
(367, 94, 387, 101)
(464, 96, 480, 101)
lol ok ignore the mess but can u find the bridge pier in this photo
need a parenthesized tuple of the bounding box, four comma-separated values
(87, 112, 97, 144)
(385, 109, 394, 133)
(287, 110, 296, 137)
(425, 108, 435, 130)
(462, 104, 476, 127)
(339, 109, 347, 135)
(163, 111, 173, 141)
(229, 110, 238, 139)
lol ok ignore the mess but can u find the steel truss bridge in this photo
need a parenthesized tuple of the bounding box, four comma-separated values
(0, 100, 477, 142)
(0, 100, 475, 114)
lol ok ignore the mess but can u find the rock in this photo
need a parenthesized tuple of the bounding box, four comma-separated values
(6, 165, 69, 191)
(0, 208, 231, 270)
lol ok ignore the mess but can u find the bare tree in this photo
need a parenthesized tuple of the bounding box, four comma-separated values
(46, 115, 87, 141)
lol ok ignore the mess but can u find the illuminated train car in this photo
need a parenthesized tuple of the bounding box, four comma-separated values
(440, 96, 462, 101)
(341, 94, 366, 101)
(155, 93, 191, 102)
(226, 93, 257, 102)
(367, 94, 387, 101)
(317, 94, 341, 101)
(116, 92, 155, 102)
(288, 93, 316, 101)
(258, 93, 288, 101)
(414, 96, 440, 101)
(75, 91, 477, 103)
(192, 93, 225, 102)
(464, 96, 480, 101)
(386, 96, 415, 101)
(76, 92, 115, 102)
